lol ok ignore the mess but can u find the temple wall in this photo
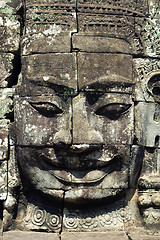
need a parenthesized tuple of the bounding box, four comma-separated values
(0, 0, 160, 239)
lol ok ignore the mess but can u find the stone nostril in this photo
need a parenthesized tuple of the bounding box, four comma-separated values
(72, 129, 104, 146)
(53, 130, 72, 145)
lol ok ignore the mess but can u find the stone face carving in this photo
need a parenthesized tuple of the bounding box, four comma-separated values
(15, 52, 136, 203)
(0, 0, 160, 237)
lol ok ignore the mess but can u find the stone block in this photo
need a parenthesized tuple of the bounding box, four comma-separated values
(135, 102, 160, 147)
(77, 53, 133, 91)
(22, 1, 77, 54)
(128, 235, 160, 240)
(0, 53, 14, 88)
(133, 58, 160, 102)
(20, 53, 77, 96)
(7, 146, 19, 190)
(137, 207, 160, 229)
(72, 92, 134, 145)
(141, 148, 157, 175)
(0, 89, 14, 119)
(77, 0, 148, 16)
(135, 17, 160, 57)
(139, 148, 159, 176)
(0, 201, 2, 238)
(64, 186, 128, 204)
(63, 201, 131, 232)
(129, 145, 144, 188)
(16, 146, 75, 192)
(72, 34, 132, 54)
(0, 15, 20, 52)
(76, 14, 143, 54)
(148, 0, 160, 19)
(0, 161, 7, 201)
(0, 120, 9, 161)
(138, 190, 160, 208)
(3, 231, 60, 240)
(0, 129, 8, 161)
(61, 232, 128, 240)
(19, 203, 62, 233)
(22, 31, 75, 55)
(78, 13, 134, 36)
(0, 0, 22, 14)
(14, 96, 72, 146)
(26, 0, 76, 11)
(138, 176, 160, 190)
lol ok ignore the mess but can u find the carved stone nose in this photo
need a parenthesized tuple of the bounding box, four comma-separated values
(72, 94, 103, 145)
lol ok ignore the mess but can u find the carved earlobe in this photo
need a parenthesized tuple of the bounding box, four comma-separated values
(147, 71, 160, 102)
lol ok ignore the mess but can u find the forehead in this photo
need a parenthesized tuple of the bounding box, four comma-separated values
(21, 46, 133, 96)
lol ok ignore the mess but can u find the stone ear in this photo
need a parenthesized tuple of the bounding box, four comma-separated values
(147, 71, 160, 102)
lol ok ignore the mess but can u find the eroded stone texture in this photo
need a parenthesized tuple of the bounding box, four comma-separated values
(133, 58, 160, 102)
(0, 15, 20, 52)
(20, 53, 78, 96)
(63, 201, 126, 231)
(78, 53, 133, 90)
(74, 13, 145, 55)
(0, 54, 15, 88)
(0, 89, 14, 119)
(3, 145, 20, 231)
(129, 235, 160, 240)
(22, 0, 77, 54)
(148, 0, 160, 19)
(3, 231, 60, 240)
(135, 17, 160, 57)
(0, 120, 9, 161)
(0, 161, 7, 201)
(18, 203, 63, 232)
(14, 96, 72, 146)
(0, 0, 21, 234)
(138, 190, 160, 229)
(72, 35, 132, 54)
(0, 0, 22, 14)
(61, 232, 128, 240)
(77, 0, 148, 16)
(135, 102, 160, 147)
(72, 93, 134, 145)
(1, 0, 160, 237)
(140, 148, 158, 176)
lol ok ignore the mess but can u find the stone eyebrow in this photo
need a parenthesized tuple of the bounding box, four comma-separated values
(80, 81, 133, 94)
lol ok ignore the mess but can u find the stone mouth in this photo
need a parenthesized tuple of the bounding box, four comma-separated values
(40, 154, 121, 184)
(49, 168, 109, 184)
(39, 145, 119, 170)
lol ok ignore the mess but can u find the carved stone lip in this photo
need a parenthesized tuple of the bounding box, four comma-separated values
(49, 168, 107, 184)
(40, 154, 121, 184)
(40, 149, 118, 170)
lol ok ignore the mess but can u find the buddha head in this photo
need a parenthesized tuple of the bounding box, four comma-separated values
(14, 1, 145, 207)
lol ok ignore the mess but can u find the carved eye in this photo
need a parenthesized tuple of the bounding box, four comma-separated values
(95, 103, 131, 120)
(30, 102, 63, 117)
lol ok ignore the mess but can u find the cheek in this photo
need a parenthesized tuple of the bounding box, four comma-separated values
(92, 108, 134, 145)
(15, 100, 71, 146)
(16, 147, 67, 194)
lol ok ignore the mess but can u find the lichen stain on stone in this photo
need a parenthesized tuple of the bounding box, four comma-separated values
(43, 25, 62, 36)
(60, 73, 71, 81)
(43, 76, 50, 81)
(0, 0, 12, 9)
